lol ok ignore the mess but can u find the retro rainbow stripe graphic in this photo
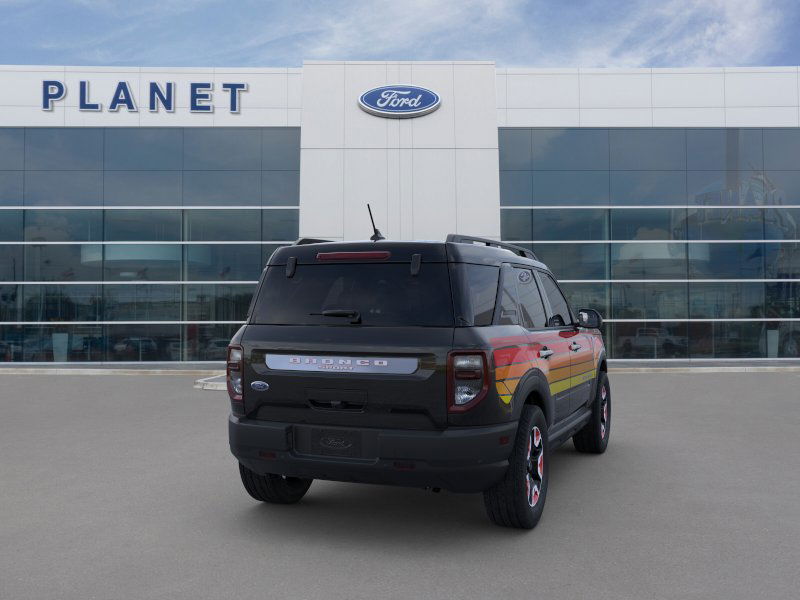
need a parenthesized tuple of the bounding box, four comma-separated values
(491, 334, 597, 404)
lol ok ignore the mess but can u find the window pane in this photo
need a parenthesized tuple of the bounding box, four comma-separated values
(183, 171, 260, 206)
(686, 129, 763, 171)
(0, 246, 23, 281)
(0, 171, 23, 205)
(496, 267, 519, 325)
(532, 243, 608, 280)
(533, 129, 609, 170)
(500, 171, 532, 206)
(687, 207, 764, 240)
(689, 243, 764, 279)
(775, 323, 800, 357)
(533, 171, 609, 206)
(184, 209, 260, 241)
(515, 269, 547, 328)
(262, 170, 299, 206)
(689, 282, 764, 319)
(262, 209, 299, 241)
(611, 321, 688, 359)
(765, 170, 800, 204)
(611, 208, 687, 240)
(451, 264, 499, 327)
(689, 322, 765, 358)
(0, 325, 23, 361)
(611, 243, 687, 279)
(559, 283, 609, 320)
(185, 284, 255, 321)
(103, 245, 181, 281)
(0, 129, 24, 170)
(24, 244, 102, 281)
(501, 209, 531, 241)
(24, 210, 102, 241)
(24, 171, 103, 206)
(0, 285, 21, 321)
(764, 129, 800, 170)
(185, 244, 263, 281)
(610, 129, 685, 170)
(22, 285, 101, 321)
(499, 129, 532, 170)
(0, 210, 23, 241)
(262, 128, 300, 170)
(185, 323, 239, 361)
(104, 171, 182, 206)
(22, 325, 104, 362)
(531, 209, 608, 241)
(687, 170, 769, 205)
(763, 208, 800, 239)
(104, 128, 182, 170)
(183, 128, 260, 170)
(25, 128, 103, 170)
(765, 242, 800, 278)
(539, 273, 571, 326)
(104, 209, 181, 241)
(766, 282, 800, 317)
(611, 171, 686, 205)
(106, 324, 181, 361)
(104, 285, 181, 320)
(611, 282, 687, 320)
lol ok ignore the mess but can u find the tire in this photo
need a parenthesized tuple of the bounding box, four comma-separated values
(238, 463, 312, 504)
(573, 371, 610, 454)
(483, 405, 549, 529)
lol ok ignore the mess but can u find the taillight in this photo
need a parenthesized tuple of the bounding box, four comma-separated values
(227, 345, 244, 414)
(447, 351, 490, 413)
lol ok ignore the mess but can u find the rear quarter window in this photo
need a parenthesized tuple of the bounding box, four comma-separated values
(451, 264, 499, 326)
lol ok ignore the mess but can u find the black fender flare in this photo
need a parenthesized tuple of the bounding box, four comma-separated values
(590, 349, 608, 401)
(510, 368, 555, 428)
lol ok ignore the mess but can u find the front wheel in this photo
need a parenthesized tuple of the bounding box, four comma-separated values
(238, 463, 312, 504)
(483, 405, 549, 529)
(573, 371, 611, 454)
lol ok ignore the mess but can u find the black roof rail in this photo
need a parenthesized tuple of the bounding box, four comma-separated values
(446, 234, 538, 261)
(295, 237, 333, 245)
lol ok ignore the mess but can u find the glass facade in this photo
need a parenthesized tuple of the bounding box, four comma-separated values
(0, 127, 299, 362)
(500, 128, 800, 359)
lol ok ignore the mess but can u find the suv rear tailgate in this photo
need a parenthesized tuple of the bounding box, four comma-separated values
(241, 325, 453, 430)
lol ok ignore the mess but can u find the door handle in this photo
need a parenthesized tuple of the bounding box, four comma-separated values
(539, 347, 554, 359)
(570, 342, 581, 352)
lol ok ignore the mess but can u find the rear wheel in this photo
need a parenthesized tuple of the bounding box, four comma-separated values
(238, 463, 312, 504)
(483, 405, 549, 529)
(573, 371, 610, 454)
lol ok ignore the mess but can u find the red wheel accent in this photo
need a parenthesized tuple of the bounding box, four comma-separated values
(526, 426, 544, 507)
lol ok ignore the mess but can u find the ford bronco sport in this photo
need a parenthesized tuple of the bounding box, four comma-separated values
(227, 234, 610, 529)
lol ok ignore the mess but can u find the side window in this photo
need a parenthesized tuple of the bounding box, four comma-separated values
(540, 273, 572, 327)
(495, 267, 519, 325)
(514, 268, 547, 329)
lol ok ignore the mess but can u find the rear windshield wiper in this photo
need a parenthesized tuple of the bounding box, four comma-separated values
(310, 309, 362, 324)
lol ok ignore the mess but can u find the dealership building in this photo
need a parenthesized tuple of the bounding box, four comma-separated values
(0, 61, 799, 362)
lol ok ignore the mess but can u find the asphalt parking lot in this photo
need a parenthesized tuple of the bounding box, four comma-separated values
(1, 372, 799, 600)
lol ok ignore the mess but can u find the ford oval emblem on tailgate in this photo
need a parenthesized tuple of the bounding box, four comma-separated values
(250, 380, 269, 391)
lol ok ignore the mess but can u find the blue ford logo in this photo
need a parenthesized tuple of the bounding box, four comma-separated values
(358, 85, 440, 118)
(250, 381, 269, 392)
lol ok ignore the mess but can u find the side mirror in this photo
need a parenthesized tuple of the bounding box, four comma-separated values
(577, 308, 603, 329)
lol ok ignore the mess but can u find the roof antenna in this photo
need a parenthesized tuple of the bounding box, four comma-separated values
(367, 204, 385, 242)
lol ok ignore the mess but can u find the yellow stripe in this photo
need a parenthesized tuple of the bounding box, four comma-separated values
(499, 394, 512, 405)
(549, 368, 597, 396)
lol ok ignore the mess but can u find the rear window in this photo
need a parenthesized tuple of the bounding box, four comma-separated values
(252, 263, 454, 326)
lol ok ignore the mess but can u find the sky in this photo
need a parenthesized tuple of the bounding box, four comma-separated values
(0, 0, 798, 68)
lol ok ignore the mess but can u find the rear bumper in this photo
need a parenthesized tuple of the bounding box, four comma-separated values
(229, 415, 518, 493)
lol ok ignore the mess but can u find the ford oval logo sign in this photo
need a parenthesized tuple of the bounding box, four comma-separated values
(358, 85, 440, 118)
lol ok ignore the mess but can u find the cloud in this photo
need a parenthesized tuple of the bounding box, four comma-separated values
(0, 0, 794, 67)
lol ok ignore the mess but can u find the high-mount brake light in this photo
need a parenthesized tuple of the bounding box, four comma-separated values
(447, 351, 490, 413)
(227, 345, 244, 415)
(316, 251, 391, 261)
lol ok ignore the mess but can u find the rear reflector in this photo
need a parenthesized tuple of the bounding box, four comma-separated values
(316, 251, 391, 261)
